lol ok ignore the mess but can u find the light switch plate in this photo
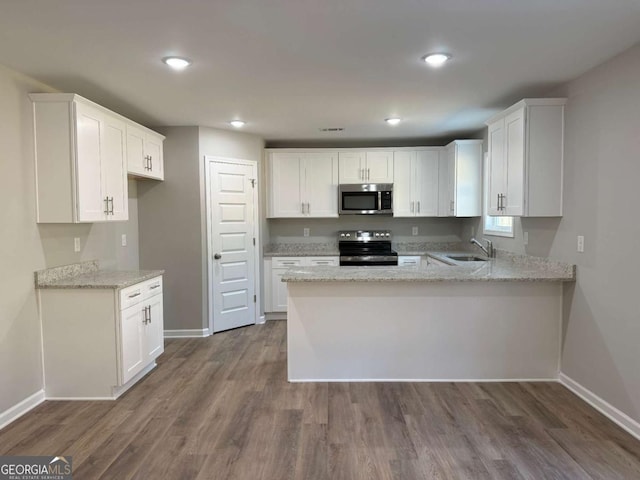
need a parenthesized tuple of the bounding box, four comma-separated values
(74, 237, 81, 253)
(412, 226, 418, 236)
(577, 235, 584, 253)
(121, 234, 127, 247)
(303, 228, 310, 237)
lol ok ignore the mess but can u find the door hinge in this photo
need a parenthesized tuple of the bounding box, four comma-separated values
(253, 237, 256, 246)
(253, 295, 257, 303)
(249, 178, 256, 188)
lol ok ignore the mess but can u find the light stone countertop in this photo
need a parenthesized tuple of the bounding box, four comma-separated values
(264, 243, 340, 257)
(281, 250, 575, 283)
(35, 260, 164, 289)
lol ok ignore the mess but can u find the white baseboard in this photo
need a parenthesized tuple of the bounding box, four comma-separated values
(0, 390, 45, 431)
(559, 372, 640, 441)
(164, 328, 210, 338)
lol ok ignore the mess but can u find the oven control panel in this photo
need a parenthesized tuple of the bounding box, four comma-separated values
(338, 230, 392, 241)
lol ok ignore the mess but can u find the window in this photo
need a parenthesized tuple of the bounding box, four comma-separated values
(482, 153, 514, 237)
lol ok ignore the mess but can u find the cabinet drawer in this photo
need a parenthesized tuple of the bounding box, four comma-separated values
(120, 283, 145, 309)
(143, 276, 163, 299)
(308, 257, 339, 266)
(273, 257, 304, 267)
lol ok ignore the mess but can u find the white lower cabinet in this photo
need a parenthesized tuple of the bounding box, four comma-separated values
(265, 257, 339, 313)
(39, 276, 164, 399)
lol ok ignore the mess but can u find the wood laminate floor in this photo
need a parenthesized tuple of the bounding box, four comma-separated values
(2, 321, 640, 479)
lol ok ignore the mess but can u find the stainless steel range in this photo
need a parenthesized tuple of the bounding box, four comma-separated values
(338, 230, 398, 266)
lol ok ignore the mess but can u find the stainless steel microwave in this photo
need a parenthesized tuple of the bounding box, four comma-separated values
(339, 184, 393, 215)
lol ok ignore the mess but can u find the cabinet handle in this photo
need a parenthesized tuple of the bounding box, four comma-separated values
(497, 194, 501, 211)
(149, 155, 153, 171)
(128, 292, 141, 298)
(306, 202, 310, 214)
(280, 262, 296, 265)
(109, 197, 114, 215)
(147, 305, 152, 324)
(410, 201, 414, 213)
(104, 197, 109, 215)
(417, 201, 421, 213)
(149, 284, 160, 290)
(367, 168, 370, 181)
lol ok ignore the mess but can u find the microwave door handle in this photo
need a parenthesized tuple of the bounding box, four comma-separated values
(378, 191, 382, 211)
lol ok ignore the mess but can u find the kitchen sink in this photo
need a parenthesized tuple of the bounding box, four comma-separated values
(443, 254, 488, 262)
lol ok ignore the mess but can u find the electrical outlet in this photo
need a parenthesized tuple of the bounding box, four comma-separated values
(303, 228, 310, 237)
(523, 231, 529, 246)
(121, 234, 127, 247)
(412, 226, 418, 236)
(577, 235, 585, 253)
(74, 237, 81, 253)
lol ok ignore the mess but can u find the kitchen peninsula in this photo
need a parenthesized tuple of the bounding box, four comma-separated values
(282, 251, 575, 382)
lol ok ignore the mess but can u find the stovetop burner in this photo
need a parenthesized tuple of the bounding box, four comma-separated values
(338, 230, 398, 266)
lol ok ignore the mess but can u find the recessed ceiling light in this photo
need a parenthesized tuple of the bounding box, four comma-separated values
(229, 120, 246, 128)
(422, 53, 451, 68)
(385, 117, 401, 126)
(162, 56, 192, 70)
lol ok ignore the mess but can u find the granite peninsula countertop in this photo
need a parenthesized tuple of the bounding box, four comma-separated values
(35, 260, 164, 289)
(281, 250, 575, 283)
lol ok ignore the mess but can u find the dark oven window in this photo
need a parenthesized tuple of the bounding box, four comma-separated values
(342, 192, 377, 210)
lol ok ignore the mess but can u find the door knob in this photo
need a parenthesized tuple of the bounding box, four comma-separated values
(214, 253, 222, 260)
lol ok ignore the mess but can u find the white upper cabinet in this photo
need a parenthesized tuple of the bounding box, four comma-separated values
(338, 151, 393, 184)
(486, 98, 566, 217)
(31, 94, 129, 223)
(267, 150, 338, 218)
(126, 123, 164, 180)
(438, 140, 483, 217)
(393, 149, 439, 217)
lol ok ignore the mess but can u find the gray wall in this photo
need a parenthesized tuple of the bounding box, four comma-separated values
(138, 126, 265, 331)
(138, 127, 201, 331)
(0, 63, 140, 414)
(465, 42, 640, 424)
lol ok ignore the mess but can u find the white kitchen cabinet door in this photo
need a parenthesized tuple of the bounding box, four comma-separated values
(392, 151, 413, 217)
(126, 124, 164, 180)
(338, 151, 365, 183)
(102, 115, 128, 221)
(394, 150, 438, 217)
(365, 151, 394, 183)
(126, 124, 146, 176)
(415, 150, 439, 217)
(487, 120, 506, 216)
(120, 303, 145, 384)
(145, 294, 164, 362)
(304, 152, 338, 217)
(268, 152, 304, 217)
(144, 134, 164, 180)
(438, 141, 483, 217)
(504, 108, 526, 216)
(486, 99, 565, 217)
(271, 268, 288, 312)
(75, 101, 106, 222)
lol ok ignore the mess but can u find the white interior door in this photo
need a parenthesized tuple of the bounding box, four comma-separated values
(209, 160, 257, 333)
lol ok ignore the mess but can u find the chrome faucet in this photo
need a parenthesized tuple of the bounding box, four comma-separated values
(470, 237, 494, 258)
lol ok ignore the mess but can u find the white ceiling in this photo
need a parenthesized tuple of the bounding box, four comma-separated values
(1, 0, 640, 142)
